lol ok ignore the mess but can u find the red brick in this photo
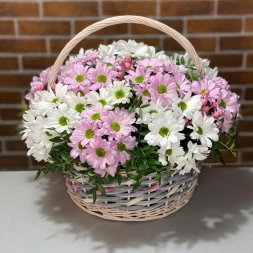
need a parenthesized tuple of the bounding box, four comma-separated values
(132, 20, 183, 34)
(188, 19, 242, 33)
(102, 1, 156, 15)
(219, 71, 253, 84)
(0, 155, 29, 167)
(245, 89, 253, 100)
(241, 150, 253, 162)
(218, 0, 253, 14)
(0, 57, 18, 70)
(240, 103, 253, 116)
(1, 108, 21, 120)
(246, 53, 253, 67)
(5, 140, 28, 151)
(19, 21, 70, 35)
(199, 54, 243, 68)
(0, 2, 38, 17)
(0, 21, 14, 35)
(164, 37, 216, 51)
(75, 20, 128, 35)
(238, 120, 253, 132)
(161, 1, 214, 16)
(220, 36, 253, 50)
(0, 92, 21, 104)
(0, 125, 19, 136)
(237, 136, 253, 148)
(23, 57, 56, 70)
(0, 39, 46, 53)
(44, 2, 98, 17)
(0, 74, 34, 88)
(50, 38, 104, 53)
(245, 18, 253, 31)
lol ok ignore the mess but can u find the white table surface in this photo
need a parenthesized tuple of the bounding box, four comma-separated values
(1, 167, 253, 253)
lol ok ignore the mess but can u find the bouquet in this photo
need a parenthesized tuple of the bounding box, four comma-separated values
(22, 39, 240, 201)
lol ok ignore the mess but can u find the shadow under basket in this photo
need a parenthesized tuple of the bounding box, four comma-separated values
(65, 162, 202, 221)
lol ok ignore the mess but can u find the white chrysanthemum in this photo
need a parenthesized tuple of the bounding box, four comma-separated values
(158, 142, 185, 166)
(149, 49, 169, 61)
(98, 44, 118, 58)
(86, 88, 113, 109)
(115, 40, 149, 59)
(27, 142, 50, 162)
(106, 80, 132, 105)
(44, 103, 77, 133)
(65, 92, 86, 115)
(30, 83, 69, 115)
(144, 110, 185, 149)
(176, 141, 209, 174)
(188, 111, 219, 148)
(171, 92, 202, 119)
(135, 100, 166, 124)
(22, 109, 38, 139)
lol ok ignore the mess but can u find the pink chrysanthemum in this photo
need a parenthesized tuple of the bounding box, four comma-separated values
(85, 137, 117, 170)
(212, 76, 229, 91)
(173, 72, 191, 96)
(100, 107, 136, 140)
(99, 56, 121, 71)
(112, 135, 136, 164)
(148, 72, 177, 106)
(81, 103, 107, 124)
(125, 67, 151, 86)
(218, 90, 240, 116)
(89, 63, 117, 90)
(69, 120, 98, 146)
(26, 67, 51, 101)
(134, 84, 152, 102)
(191, 76, 221, 101)
(217, 111, 233, 132)
(163, 60, 182, 75)
(63, 63, 91, 93)
(68, 142, 87, 163)
(135, 59, 163, 72)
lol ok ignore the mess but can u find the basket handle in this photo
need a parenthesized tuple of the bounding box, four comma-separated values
(48, 15, 204, 87)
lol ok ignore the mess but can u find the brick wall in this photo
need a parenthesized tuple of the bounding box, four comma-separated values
(0, 0, 253, 170)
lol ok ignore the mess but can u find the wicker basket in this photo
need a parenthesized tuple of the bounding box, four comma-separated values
(48, 16, 205, 221)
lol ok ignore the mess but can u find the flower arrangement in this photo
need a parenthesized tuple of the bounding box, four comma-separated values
(22, 39, 239, 202)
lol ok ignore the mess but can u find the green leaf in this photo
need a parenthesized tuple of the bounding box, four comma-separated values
(92, 190, 97, 203)
(117, 174, 122, 185)
(167, 171, 171, 178)
(139, 108, 143, 119)
(98, 184, 107, 197)
(132, 181, 141, 191)
(49, 136, 63, 143)
(127, 173, 139, 181)
(155, 174, 161, 181)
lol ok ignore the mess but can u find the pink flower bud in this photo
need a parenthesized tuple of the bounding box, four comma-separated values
(124, 62, 131, 69)
(118, 71, 123, 80)
(118, 60, 124, 67)
(213, 110, 223, 119)
(204, 90, 210, 96)
(201, 106, 210, 113)
(51, 83, 57, 91)
(124, 56, 132, 63)
(212, 101, 218, 107)
(36, 84, 44, 91)
(201, 99, 208, 106)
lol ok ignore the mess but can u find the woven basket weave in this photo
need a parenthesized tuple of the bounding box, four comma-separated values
(48, 16, 205, 221)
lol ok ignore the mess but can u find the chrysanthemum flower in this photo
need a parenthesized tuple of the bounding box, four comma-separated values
(112, 135, 136, 164)
(218, 90, 240, 116)
(98, 44, 118, 58)
(70, 120, 98, 146)
(173, 72, 191, 96)
(101, 107, 136, 140)
(106, 80, 133, 105)
(68, 142, 87, 163)
(163, 60, 182, 75)
(126, 67, 151, 86)
(133, 84, 152, 102)
(148, 72, 177, 106)
(45, 103, 77, 133)
(63, 63, 91, 92)
(89, 63, 117, 90)
(81, 102, 107, 124)
(188, 111, 219, 148)
(171, 92, 202, 120)
(65, 92, 86, 116)
(87, 88, 113, 110)
(135, 59, 163, 72)
(85, 137, 117, 170)
(158, 142, 185, 166)
(144, 110, 185, 149)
